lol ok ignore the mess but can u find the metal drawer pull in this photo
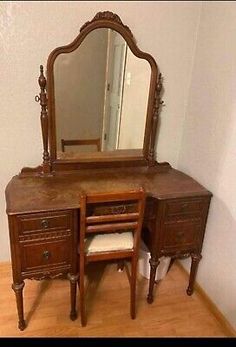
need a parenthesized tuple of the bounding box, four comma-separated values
(41, 219, 49, 229)
(42, 250, 50, 260)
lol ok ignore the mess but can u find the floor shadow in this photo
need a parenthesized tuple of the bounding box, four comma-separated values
(84, 262, 108, 320)
(25, 274, 68, 325)
(25, 279, 52, 324)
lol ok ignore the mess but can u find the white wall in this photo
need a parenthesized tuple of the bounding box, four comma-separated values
(0, 1, 200, 261)
(178, 2, 236, 330)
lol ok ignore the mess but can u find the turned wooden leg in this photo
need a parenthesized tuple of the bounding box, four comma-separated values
(130, 256, 138, 319)
(12, 281, 26, 331)
(68, 273, 78, 320)
(147, 258, 160, 304)
(187, 253, 202, 295)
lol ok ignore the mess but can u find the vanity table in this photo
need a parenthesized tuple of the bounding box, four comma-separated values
(5, 11, 212, 330)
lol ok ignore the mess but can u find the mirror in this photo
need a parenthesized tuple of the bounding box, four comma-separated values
(53, 28, 151, 160)
(44, 11, 162, 172)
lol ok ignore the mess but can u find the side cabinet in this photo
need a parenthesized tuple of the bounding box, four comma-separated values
(143, 195, 212, 303)
(8, 209, 78, 330)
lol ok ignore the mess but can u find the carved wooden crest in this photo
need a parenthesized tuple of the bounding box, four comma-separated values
(80, 11, 134, 39)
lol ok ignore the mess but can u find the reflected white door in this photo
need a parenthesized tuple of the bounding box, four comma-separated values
(102, 29, 127, 151)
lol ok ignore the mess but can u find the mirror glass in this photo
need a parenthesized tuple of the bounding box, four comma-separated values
(54, 28, 151, 159)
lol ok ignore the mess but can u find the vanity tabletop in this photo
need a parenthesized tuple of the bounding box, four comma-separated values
(5, 165, 212, 215)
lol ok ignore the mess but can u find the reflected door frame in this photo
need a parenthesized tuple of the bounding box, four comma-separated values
(102, 29, 127, 151)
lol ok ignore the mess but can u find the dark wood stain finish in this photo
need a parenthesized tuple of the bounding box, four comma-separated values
(6, 166, 212, 329)
(5, 11, 212, 330)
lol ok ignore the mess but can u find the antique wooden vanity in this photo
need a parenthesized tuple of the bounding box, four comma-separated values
(5, 11, 212, 330)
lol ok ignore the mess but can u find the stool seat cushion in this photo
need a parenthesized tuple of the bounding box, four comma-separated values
(84, 232, 134, 253)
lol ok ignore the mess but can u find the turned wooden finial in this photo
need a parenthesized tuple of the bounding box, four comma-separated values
(39, 65, 46, 90)
(35, 65, 51, 175)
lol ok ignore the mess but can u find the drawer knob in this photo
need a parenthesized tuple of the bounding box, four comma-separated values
(41, 219, 49, 229)
(42, 250, 51, 260)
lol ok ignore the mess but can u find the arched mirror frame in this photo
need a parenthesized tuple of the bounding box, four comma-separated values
(34, 11, 164, 174)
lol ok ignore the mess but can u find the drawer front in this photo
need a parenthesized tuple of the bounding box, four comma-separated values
(17, 210, 72, 235)
(162, 220, 201, 251)
(165, 199, 204, 218)
(20, 237, 71, 273)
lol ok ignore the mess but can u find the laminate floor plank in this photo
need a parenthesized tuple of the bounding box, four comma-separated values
(0, 261, 227, 337)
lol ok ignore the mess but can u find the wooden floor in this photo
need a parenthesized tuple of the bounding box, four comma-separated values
(0, 261, 228, 337)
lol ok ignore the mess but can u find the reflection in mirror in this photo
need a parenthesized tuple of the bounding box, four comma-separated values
(54, 28, 151, 159)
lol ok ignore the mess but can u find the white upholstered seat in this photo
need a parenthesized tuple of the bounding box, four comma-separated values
(85, 231, 133, 253)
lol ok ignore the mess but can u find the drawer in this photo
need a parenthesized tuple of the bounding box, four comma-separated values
(20, 237, 71, 273)
(17, 210, 72, 235)
(162, 220, 201, 251)
(165, 199, 204, 217)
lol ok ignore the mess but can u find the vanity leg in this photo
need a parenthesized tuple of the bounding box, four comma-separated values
(12, 281, 26, 331)
(68, 273, 78, 320)
(187, 253, 202, 295)
(147, 257, 160, 304)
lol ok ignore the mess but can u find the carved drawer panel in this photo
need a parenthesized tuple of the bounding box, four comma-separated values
(162, 220, 201, 251)
(20, 237, 71, 273)
(17, 210, 72, 235)
(165, 199, 204, 218)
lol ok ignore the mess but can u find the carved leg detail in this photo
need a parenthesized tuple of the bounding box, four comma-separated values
(12, 282, 26, 331)
(68, 273, 79, 321)
(187, 253, 202, 296)
(147, 258, 160, 304)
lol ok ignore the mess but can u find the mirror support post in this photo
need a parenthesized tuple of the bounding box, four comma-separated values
(36, 65, 51, 175)
(148, 73, 163, 166)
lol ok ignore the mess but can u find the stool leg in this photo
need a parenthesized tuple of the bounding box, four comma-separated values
(130, 256, 138, 319)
